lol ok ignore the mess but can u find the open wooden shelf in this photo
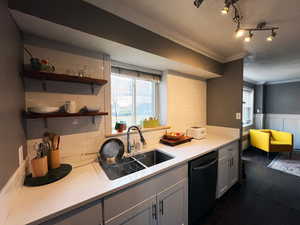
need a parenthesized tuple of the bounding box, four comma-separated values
(23, 70, 108, 86)
(24, 111, 109, 119)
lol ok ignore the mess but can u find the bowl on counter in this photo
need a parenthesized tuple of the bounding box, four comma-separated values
(28, 106, 60, 114)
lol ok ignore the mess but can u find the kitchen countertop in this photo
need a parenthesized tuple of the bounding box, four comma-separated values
(4, 134, 239, 225)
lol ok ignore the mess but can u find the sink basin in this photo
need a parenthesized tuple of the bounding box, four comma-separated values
(100, 157, 146, 180)
(133, 150, 174, 167)
(99, 150, 174, 180)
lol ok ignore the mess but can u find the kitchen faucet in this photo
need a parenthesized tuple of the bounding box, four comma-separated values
(127, 126, 146, 154)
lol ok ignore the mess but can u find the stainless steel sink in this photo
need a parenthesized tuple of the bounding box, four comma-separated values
(133, 150, 174, 167)
(99, 150, 174, 180)
(99, 157, 146, 180)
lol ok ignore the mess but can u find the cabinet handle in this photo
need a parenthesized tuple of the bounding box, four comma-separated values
(159, 200, 164, 215)
(152, 204, 157, 220)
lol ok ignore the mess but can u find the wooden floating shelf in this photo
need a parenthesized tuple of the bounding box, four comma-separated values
(23, 70, 108, 86)
(24, 111, 109, 119)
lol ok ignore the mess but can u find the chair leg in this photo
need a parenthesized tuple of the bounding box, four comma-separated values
(289, 151, 292, 159)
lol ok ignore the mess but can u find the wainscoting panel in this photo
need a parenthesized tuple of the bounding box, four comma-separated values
(265, 114, 300, 150)
(254, 114, 264, 129)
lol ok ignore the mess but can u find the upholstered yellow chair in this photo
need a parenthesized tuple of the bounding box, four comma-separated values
(249, 129, 293, 158)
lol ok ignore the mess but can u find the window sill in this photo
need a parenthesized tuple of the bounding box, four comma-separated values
(105, 126, 171, 138)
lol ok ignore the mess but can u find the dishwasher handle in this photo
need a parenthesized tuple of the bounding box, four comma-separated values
(192, 159, 217, 171)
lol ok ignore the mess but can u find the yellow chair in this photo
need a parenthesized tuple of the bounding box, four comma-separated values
(249, 129, 293, 158)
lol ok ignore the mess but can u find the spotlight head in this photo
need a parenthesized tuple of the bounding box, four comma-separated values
(235, 29, 245, 38)
(194, 0, 204, 8)
(267, 30, 277, 42)
(221, 6, 229, 15)
(244, 31, 253, 42)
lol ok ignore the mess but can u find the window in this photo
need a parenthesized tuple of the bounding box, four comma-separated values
(242, 87, 254, 127)
(111, 66, 160, 129)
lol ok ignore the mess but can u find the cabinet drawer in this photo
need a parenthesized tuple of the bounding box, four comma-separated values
(104, 164, 187, 222)
(218, 141, 239, 159)
(40, 200, 102, 225)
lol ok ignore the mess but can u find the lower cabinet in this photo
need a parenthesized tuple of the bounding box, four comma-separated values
(217, 141, 239, 198)
(157, 179, 188, 225)
(40, 200, 103, 225)
(104, 164, 188, 225)
(105, 196, 157, 225)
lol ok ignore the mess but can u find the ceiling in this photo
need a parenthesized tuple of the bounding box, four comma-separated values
(85, 0, 300, 82)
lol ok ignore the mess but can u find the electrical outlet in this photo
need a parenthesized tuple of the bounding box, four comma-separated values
(236, 112, 241, 120)
(18, 145, 24, 166)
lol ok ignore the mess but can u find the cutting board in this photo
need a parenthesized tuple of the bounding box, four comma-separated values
(160, 136, 193, 146)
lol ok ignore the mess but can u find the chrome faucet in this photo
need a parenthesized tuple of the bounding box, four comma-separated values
(127, 126, 146, 154)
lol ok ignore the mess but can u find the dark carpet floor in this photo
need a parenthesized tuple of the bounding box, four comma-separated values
(200, 151, 300, 225)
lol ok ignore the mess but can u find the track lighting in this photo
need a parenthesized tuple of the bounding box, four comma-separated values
(244, 31, 253, 42)
(193, 1, 280, 43)
(194, 0, 204, 8)
(267, 30, 277, 42)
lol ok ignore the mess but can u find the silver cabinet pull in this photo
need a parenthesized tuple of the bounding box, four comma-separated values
(159, 200, 164, 215)
(152, 204, 157, 220)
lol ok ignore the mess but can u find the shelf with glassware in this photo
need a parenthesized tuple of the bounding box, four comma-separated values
(23, 69, 108, 94)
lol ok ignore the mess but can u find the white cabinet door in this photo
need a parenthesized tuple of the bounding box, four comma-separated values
(228, 146, 239, 187)
(217, 141, 239, 199)
(42, 201, 102, 225)
(157, 179, 188, 225)
(105, 196, 157, 225)
(217, 156, 230, 199)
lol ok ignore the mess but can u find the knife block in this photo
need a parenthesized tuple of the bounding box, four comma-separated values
(31, 156, 48, 177)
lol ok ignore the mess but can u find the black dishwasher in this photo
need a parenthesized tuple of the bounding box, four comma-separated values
(189, 151, 218, 225)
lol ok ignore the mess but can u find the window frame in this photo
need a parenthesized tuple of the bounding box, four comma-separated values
(111, 72, 160, 129)
(242, 86, 254, 127)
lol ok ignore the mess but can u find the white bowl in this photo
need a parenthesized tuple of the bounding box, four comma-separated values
(86, 106, 100, 112)
(29, 106, 60, 114)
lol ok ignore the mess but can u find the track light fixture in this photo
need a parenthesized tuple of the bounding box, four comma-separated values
(242, 22, 279, 43)
(194, 0, 204, 8)
(266, 29, 277, 42)
(244, 31, 253, 42)
(193, 0, 280, 43)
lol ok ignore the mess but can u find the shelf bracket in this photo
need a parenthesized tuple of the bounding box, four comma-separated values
(91, 83, 95, 95)
(43, 118, 48, 128)
(42, 79, 47, 92)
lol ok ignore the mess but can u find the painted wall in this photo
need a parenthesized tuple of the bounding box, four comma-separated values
(207, 59, 243, 128)
(9, 0, 223, 75)
(0, 0, 25, 189)
(24, 37, 170, 166)
(265, 82, 300, 114)
(160, 72, 206, 132)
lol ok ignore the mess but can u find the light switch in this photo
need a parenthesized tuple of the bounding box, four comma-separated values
(236, 112, 241, 120)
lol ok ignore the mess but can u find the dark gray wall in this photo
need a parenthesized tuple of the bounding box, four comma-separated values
(207, 59, 243, 128)
(265, 82, 300, 114)
(9, 0, 223, 75)
(0, 0, 25, 189)
(255, 84, 264, 113)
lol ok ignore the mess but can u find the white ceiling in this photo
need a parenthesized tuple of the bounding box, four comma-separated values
(11, 10, 220, 80)
(85, 0, 300, 82)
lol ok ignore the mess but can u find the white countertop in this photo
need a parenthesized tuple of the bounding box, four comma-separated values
(5, 134, 239, 225)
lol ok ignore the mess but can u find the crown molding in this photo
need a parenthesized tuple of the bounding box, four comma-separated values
(224, 52, 248, 63)
(266, 78, 300, 85)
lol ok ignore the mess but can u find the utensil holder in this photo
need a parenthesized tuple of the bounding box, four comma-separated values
(31, 156, 48, 178)
(50, 149, 61, 169)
